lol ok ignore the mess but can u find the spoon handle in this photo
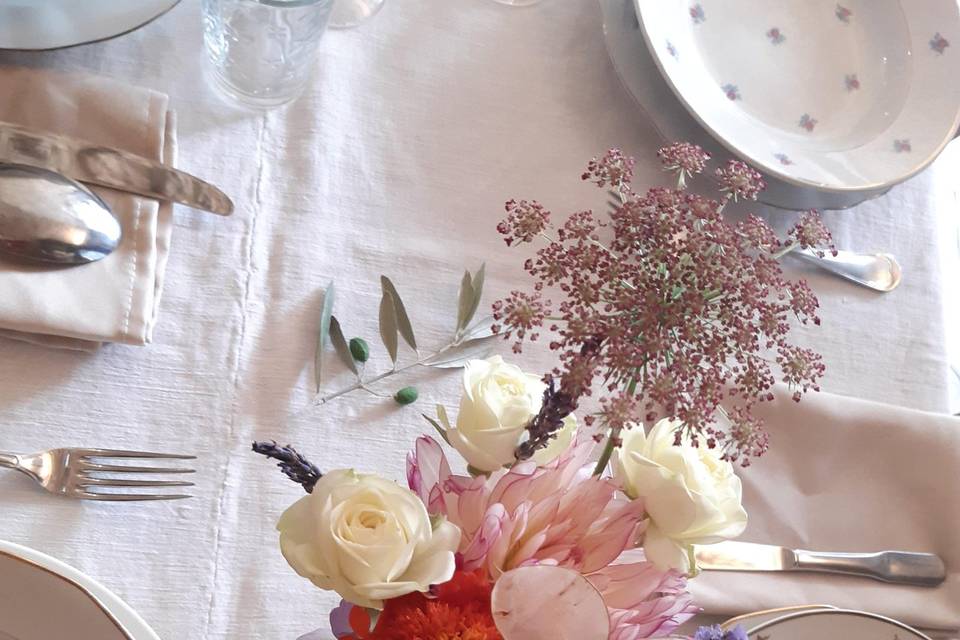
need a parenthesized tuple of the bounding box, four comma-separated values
(793, 247, 902, 292)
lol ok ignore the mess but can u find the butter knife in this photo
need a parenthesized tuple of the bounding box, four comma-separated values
(695, 540, 946, 587)
(0, 121, 233, 216)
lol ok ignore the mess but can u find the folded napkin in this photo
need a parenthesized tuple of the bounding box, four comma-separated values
(0, 66, 174, 350)
(690, 387, 960, 633)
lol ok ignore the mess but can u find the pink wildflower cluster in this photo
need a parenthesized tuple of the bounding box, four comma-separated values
(494, 146, 833, 464)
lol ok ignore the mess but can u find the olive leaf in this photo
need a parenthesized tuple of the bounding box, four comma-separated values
(315, 282, 336, 393)
(436, 404, 452, 430)
(454, 270, 475, 337)
(328, 315, 359, 377)
(381, 276, 417, 352)
(422, 414, 451, 445)
(464, 263, 485, 332)
(459, 316, 495, 343)
(379, 290, 400, 366)
(423, 334, 498, 369)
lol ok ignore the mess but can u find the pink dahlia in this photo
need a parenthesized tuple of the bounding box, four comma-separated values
(407, 436, 698, 638)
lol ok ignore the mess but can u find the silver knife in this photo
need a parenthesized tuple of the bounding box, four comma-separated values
(0, 121, 233, 216)
(695, 540, 946, 587)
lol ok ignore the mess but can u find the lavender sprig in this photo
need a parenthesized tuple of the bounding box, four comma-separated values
(252, 441, 322, 494)
(515, 378, 579, 462)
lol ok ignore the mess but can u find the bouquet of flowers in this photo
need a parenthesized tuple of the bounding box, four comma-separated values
(257, 144, 833, 638)
(256, 352, 754, 638)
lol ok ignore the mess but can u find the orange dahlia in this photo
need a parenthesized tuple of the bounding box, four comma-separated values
(341, 570, 501, 640)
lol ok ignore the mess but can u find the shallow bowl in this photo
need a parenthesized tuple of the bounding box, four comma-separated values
(635, 0, 960, 192)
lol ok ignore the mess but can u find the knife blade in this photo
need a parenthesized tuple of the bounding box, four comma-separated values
(695, 540, 946, 587)
(0, 121, 233, 216)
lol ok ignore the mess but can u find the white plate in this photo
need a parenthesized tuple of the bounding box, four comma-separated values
(721, 605, 838, 631)
(599, 0, 889, 210)
(747, 609, 932, 640)
(0, 0, 179, 51)
(635, 0, 960, 193)
(0, 539, 160, 640)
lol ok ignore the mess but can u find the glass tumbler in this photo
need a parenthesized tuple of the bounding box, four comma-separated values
(203, 0, 334, 108)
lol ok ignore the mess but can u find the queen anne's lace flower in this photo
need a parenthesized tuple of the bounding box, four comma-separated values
(495, 147, 831, 463)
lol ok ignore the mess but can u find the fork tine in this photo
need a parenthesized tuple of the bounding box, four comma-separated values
(82, 462, 196, 474)
(78, 449, 196, 460)
(79, 492, 192, 502)
(81, 478, 194, 488)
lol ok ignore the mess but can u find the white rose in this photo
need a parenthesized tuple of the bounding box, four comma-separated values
(277, 469, 460, 609)
(446, 356, 575, 472)
(612, 419, 748, 572)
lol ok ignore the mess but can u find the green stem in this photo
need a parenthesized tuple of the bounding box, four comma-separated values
(592, 378, 637, 477)
(592, 426, 622, 476)
(772, 241, 799, 260)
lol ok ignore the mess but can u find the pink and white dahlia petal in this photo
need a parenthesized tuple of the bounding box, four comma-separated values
(460, 503, 508, 570)
(406, 436, 450, 515)
(589, 562, 699, 638)
(578, 498, 647, 573)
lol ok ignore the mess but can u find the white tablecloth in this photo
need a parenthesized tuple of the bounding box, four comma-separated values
(0, 1, 957, 638)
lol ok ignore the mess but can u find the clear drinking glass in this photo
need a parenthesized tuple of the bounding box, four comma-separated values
(203, 0, 334, 108)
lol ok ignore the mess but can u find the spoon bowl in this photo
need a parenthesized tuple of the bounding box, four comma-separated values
(0, 163, 120, 266)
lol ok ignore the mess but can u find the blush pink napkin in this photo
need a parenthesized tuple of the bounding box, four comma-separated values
(0, 66, 174, 350)
(689, 387, 960, 633)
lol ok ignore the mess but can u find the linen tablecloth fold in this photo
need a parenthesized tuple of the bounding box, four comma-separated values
(0, 66, 174, 350)
(690, 388, 960, 632)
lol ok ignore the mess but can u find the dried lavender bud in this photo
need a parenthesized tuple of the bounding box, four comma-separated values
(515, 377, 581, 461)
(394, 386, 419, 405)
(349, 337, 370, 363)
(252, 441, 322, 494)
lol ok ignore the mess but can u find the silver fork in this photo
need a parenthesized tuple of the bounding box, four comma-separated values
(0, 448, 195, 501)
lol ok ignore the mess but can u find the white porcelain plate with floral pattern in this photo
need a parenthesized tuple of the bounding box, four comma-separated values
(635, 0, 960, 192)
(746, 609, 931, 640)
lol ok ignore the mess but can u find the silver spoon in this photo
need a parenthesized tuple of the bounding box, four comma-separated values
(792, 247, 902, 292)
(0, 163, 120, 266)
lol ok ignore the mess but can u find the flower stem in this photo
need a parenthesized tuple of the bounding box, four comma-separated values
(592, 378, 636, 477)
(592, 426, 621, 477)
(772, 241, 799, 260)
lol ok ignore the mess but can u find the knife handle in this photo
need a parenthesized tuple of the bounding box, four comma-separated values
(794, 550, 946, 587)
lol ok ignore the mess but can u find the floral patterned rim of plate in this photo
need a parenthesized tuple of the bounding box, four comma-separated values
(0, 539, 160, 640)
(720, 604, 838, 631)
(745, 608, 932, 640)
(634, 0, 960, 192)
(599, 0, 896, 211)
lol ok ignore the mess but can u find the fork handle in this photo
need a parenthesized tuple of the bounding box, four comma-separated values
(0, 452, 19, 469)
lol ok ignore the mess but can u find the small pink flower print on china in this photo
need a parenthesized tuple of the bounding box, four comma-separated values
(766, 28, 785, 45)
(798, 114, 818, 132)
(690, 3, 705, 24)
(722, 84, 740, 101)
(774, 153, 793, 166)
(894, 139, 912, 153)
(930, 33, 950, 54)
(667, 40, 679, 59)
(845, 74, 860, 91)
(835, 4, 852, 22)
